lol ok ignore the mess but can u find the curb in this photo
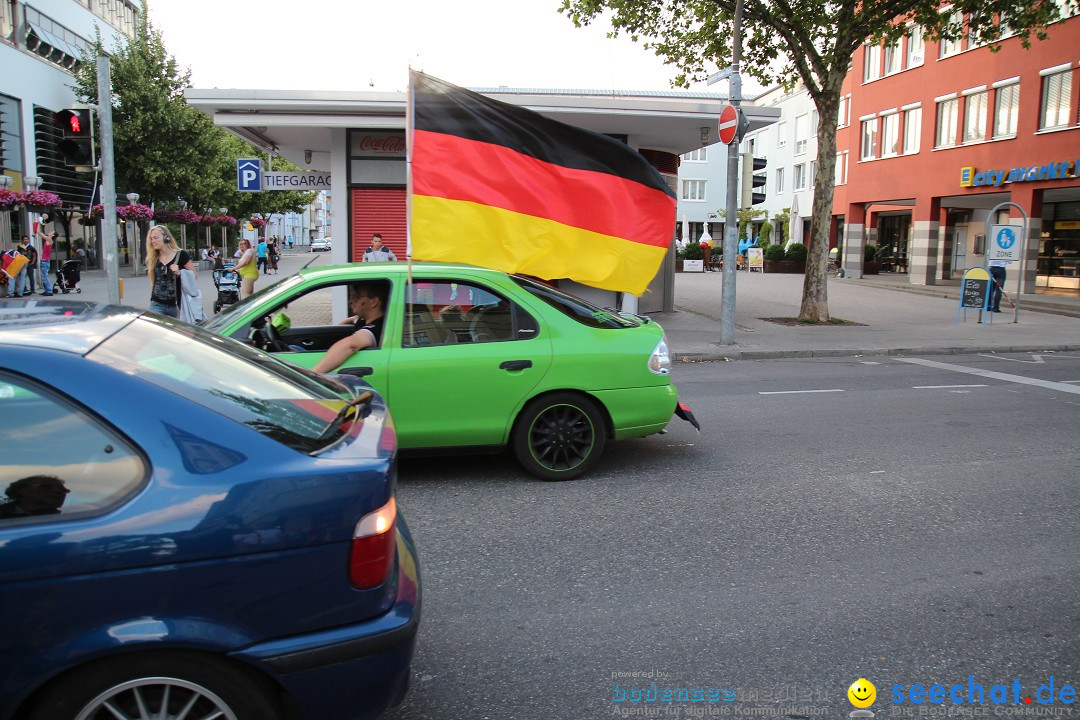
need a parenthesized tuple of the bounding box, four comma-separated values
(672, 344, 1080, 362)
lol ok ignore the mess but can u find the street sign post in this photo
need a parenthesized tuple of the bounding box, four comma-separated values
(717, 104, 742, 146)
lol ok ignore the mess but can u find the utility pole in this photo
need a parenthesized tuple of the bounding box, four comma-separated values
(720, 0, 744, 344)
(97, 56, 120, 304)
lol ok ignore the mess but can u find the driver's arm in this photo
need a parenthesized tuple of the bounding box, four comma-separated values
(313, 329, 375, 374)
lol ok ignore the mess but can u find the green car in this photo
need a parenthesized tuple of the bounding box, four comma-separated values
(205, 262, 692, 480)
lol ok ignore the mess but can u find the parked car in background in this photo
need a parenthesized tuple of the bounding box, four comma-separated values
(204, 262, 695, 480)
(311, 237, 332, 252)
(0, 300, 420, 720)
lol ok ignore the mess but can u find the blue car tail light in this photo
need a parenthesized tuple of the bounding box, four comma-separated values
(350, 496, 397, 589)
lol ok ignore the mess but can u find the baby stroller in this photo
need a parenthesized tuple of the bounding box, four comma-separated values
(56, 259, 82, 294)
(212, 265, 241, 313)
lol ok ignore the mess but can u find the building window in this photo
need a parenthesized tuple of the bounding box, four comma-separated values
(835, 151, 849, 186)
(776, 121, 787, 148)
(775, 167, 785, 194)
(794, 163, 807, 190)
(908, 26, 925, 67)
(809, 160, 817, 188)
(963, 90, 988, 143)
(861, 118, 878, 160)
(0, 94, 24, 174)
(811, 109, 819, 136)
(1040, 69, 1072, 130)
(936, 98, 958, 147)
(838, 95, 849, 128)
(683, 148, 707, 162)
(881, 113, 900, 156)
(22, 7, 89, 72)
(794, 114, 808, 155)
(884, 39, 902, 75)
(681, 179, 706, 201)
(92, 0, 139, 39)
(864, 44, 881, 81)
(903, 106, 922, 154)
(940, 11, 964, 57)
(993, 82, 1020, 138)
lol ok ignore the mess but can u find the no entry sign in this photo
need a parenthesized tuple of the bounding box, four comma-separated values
(718, 105, 742, 145)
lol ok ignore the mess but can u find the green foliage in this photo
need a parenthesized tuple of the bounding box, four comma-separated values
(758, 219, 772, 244)
(683, 241, 704, 260)
(71, 16, 315, 216)
(785, 243, 808, 262)
(560, 0, 1066, 320)
(864, 244, 878, 263)
(763, 244, 786, 262)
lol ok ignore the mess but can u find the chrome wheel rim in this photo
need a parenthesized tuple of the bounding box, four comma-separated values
(75, 677, 239, 720)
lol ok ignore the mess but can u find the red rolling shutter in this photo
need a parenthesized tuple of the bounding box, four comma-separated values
(350, 188, 407, 262)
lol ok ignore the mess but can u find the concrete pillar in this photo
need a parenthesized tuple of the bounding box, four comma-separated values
(842, 203, 866, 279)
(910, 196, 942, 285)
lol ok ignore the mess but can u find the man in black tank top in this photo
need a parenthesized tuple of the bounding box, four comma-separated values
(313, 281, 388, 374)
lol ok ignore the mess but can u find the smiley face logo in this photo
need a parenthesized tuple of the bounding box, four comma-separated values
(848, 678, 876, 709)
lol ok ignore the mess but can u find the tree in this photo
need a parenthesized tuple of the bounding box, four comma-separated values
(560, 0, 1069, 321)
(71, 18, 223, 208)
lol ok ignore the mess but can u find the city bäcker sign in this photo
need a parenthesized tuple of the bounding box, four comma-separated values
(960, 160, 1079, 188)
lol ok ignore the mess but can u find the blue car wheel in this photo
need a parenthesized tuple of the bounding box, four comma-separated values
(23, 653, 282, 720)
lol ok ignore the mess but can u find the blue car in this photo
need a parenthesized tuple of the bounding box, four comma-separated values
(0, 301, 420, 720)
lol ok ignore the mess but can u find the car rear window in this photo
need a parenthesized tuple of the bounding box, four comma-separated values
(511, 276, 639, 329)
(86, 316, 361, 454)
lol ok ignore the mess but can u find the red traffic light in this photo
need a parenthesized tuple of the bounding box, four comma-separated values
(52, 109, 91, 137)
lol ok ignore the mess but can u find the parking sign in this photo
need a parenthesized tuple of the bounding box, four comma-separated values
(989, 224, 1021, 262)
(237, 158, 262, 192)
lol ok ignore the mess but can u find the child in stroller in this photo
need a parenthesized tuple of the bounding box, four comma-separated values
(212, 264, 241, 313)
(55, 259, 82, 294)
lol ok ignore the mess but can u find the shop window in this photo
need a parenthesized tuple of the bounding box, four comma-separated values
(1039, 68, 1072, 130)
(936, 98, 958, 147)
(903, 107, 922, 154)
(963, 90, 988, 143)
(993, 83, 1020, 138)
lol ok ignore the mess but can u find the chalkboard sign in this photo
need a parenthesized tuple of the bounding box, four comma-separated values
(961, 278, 989, 308)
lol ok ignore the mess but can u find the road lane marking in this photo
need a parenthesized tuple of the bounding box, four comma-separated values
(759, 389, 845, 395)
(897, 358, 1080, 395)
(912, 384, 988, 389)
(979, 353, 1080, 363)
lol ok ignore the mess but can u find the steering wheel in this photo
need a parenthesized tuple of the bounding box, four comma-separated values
(260, 315, 292, 352)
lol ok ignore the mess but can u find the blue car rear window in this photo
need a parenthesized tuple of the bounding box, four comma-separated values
(86, 316, 362, 454)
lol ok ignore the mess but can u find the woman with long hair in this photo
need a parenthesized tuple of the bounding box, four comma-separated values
(146, 226, 195, 318)
(235, 238, 259, 299)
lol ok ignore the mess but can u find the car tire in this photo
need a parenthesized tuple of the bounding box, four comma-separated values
(512, 392, 606, 481)
(23, 652, 282, 720)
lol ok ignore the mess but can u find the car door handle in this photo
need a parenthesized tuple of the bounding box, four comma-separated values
(499, 360, 532, 371)
(338, 366, 373, 378)
(299, 340, 316, 347)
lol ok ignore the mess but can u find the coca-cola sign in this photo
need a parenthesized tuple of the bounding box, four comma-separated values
(352, 132, 406, 157)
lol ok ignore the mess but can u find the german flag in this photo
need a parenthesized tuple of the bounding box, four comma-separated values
(408, 71, 676, 296)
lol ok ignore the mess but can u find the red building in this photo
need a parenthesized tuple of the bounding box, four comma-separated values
(834, 11, 1080, 296)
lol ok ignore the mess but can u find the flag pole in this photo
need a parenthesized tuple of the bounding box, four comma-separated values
(405, 68, 416, 344)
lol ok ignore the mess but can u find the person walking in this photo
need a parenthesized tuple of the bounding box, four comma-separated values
(256, 238, 269, 275)
(146, 226, 194, 318)
(235, 239, 259, 299)
(362, 233, 397, 262)
(23, 237, 38, 294)
(268, 237, 279, 274)
(36, 229, 55, 296)
(988, 258, 1008, 313)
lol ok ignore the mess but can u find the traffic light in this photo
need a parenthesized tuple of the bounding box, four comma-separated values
(740, 153, 767, 208)
(52, 108, 94, 167)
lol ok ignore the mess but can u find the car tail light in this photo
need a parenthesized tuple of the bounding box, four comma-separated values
(648, 337, 671, 375)
(349, 496, 397, 589)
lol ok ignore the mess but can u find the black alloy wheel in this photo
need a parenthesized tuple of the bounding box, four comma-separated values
(513, 392, 606, 481)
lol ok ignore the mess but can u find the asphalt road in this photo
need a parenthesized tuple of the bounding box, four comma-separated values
(388, 352, 1080, 720)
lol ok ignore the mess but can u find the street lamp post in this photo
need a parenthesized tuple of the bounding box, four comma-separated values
(219, 207, 228, 261)
(126, 192, 140, 275)
(0, 175, 12, 249)
(24, 177, 42, 243)
(178, 199, 187, 251)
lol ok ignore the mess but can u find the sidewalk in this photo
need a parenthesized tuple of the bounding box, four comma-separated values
(657, 270, 1080, 360)
(45, 257, 1080, 361)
